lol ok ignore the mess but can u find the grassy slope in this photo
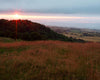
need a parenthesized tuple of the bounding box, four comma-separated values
(0, 37, 22, 43)
(0, 38, 100, 80)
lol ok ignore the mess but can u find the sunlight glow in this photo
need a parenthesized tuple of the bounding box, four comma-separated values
(0, 13, 100, 24)
(13, 14, 21, 19)
(0, 14, 86, 20)
(15, 14, 19, 18)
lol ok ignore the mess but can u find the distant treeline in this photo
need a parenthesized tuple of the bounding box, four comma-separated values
(0, 19, 85, 42)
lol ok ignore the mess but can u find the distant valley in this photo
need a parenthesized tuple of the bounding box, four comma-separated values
(49, 26, 100, 42)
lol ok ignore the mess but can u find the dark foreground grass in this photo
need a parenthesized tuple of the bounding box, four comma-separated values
(0, 40, 100, 80)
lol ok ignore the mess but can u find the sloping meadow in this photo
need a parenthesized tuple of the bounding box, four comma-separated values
(0, 41, 100, 80)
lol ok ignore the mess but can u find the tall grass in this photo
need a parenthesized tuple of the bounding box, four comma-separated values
(0, 41, 100, 80)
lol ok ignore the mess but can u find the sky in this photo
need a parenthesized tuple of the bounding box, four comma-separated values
(0, 0, 100, 29)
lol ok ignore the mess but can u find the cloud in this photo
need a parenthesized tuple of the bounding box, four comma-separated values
(0, 0, 100, 14)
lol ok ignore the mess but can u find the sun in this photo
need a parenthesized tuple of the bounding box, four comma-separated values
(15, 14, 19, 17)
(13, 14, 21, 19)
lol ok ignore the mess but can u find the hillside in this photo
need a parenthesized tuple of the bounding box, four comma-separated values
(0, 19, 85, 42)
(0, 40, 100, 80)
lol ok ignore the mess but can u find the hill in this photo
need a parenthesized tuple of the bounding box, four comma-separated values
(0, 19, 85, 42)
(0, 40, 100, 80)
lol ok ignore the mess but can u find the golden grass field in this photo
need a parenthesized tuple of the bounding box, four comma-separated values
(0, 38, 100, 80)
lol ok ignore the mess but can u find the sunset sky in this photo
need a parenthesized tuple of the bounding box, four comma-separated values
(0, 0, 100, 29)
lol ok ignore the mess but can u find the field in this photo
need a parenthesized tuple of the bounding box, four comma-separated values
(0, 37, 100, 80)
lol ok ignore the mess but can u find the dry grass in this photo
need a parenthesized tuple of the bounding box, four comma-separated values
(0, 40, 100, 80)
